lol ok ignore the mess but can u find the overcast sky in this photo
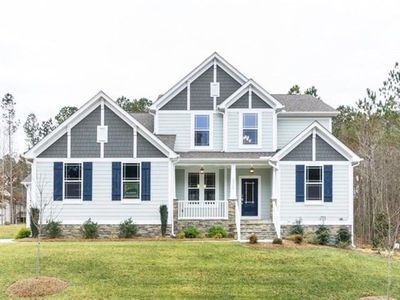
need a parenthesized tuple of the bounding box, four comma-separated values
(1, 0, 399, 153)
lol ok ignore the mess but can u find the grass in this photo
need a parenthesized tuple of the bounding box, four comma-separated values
(0, 224, 25, 239)
(0, 241, 399, 299)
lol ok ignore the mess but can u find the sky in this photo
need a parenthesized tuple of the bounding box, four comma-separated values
(0, 0, 399, 154)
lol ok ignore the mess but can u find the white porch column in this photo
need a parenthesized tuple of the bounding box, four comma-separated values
(229, 164, 237, 199)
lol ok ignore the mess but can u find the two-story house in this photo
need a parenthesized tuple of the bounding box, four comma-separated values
(23, 53, 361, 241)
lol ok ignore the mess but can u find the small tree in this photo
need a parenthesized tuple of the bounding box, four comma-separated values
(159, 205, 168, 237)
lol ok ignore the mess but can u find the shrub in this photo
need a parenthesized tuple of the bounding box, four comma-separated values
(372, 212, 388, 249)
(304, 232, 318, 244)
(293, 234, 303, 244)
(315, 225, 330, 245)
(272, 237, 283, 245)
(45, 220, 62, 238)
(335, 226, 352, 247)
(30, 208, 39, 238)
(176, 231, 185, 239)
(80, 218, 99, 239)
(289, 219, 304, 235)
(159, 205, 168, 237)
(119, 218, 137, 238)
(207, 225, 227, 238)
(213, 233, 223, 239)
(249, 234, 258, 244)
(183, 226, 200, 238)
(15, 227, 31, 239)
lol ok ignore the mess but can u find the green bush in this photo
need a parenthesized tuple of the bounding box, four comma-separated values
(315, 225, 330, 245)
(30, 208, 39, 238)
(272, 237, 283, 245)
(335, 227, 352, 247)
(15, 227, 31, 239)
(176, 231, 185, 239)
(183, 226, 200, 238)
(249, 234, 258, 244)
(207, 226, 227, 238)
(304, 232, 318, 244)
(119, 218, 137, 238)
(80, 218, 99, 239)
(45, 220, 62, 238)
(159, 205, 168, 237)
(289, 219, 304, 235)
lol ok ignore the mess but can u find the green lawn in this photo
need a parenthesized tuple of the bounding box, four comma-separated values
(0, 241, 399, 299)
(0, 224, 24, 239)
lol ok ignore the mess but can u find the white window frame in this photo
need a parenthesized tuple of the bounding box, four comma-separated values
(305, 165, 324, 205)
(63, 162, 83, 203)
(239, 111, 262, 149)
(184, 168, 219, 201)
(122, 162, 141, 203)
(191, 112, 213, 150)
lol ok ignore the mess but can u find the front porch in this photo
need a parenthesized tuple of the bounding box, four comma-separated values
(172, 162, 280, 240)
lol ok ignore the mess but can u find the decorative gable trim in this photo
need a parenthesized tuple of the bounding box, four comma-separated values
(218, 79, 284, 110)
(25, 91, 178, 159)
(150, 52, 248, 111)
(271, 121, 361, 163)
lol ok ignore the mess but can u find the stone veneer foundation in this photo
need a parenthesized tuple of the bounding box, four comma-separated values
(280, 225, 352, 237)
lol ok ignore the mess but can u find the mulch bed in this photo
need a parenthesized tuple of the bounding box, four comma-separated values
(7, 276, 67, 298)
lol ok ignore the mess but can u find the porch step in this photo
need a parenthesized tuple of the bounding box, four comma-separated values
(240, 220, 277, 241)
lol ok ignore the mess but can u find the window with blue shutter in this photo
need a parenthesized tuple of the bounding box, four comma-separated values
(112, 162, 121, 201)
(295, 165, 305, 202)
(53, 162, 63, 201)
(324, 165, 333, 202)
(141, 162, 151, 201)
(83, 162, 93, 201)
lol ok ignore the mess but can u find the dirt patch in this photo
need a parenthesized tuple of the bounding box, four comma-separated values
(7, 276, 67, 298)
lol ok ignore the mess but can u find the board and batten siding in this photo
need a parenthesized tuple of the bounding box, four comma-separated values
(226, 110, 274, 152)
(277, 117, 331, 149)
(35, 160, 170, 224)
(278, 163, 350, 224)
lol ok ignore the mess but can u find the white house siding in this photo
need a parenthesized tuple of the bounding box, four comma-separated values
(226, 110, 274, 152)
(277, 117, 331, 148)
(278, 163, 350, 225)
(35, 160, 170, 225)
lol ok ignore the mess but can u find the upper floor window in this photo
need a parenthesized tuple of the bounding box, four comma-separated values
(123, 163, 140, 199)
(194, 115, 210, 147)
(64, 163, 82, 199)
(242, 113, 258, 145)
(306, 166, 323, 201)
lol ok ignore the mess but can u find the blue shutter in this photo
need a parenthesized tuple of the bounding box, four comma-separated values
(295, 165, 305, 202)
(141, 162, 151, 201)
(53, 162, 63, 201)
(324, 165, 333, 202)
(112, 162, 121, 201)
(83, 162, 93, 201)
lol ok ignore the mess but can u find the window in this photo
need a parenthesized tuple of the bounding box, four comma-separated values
(194, 115, 210, 146)
(188, 173, 200, 201)
(242, 113, 258, 145)
(187, 172, 216, 201)
(306, 166, 323, 201)
(64, 163, 82, 199)
(123, 163, 140, 199)
(204, 173, 215, 201)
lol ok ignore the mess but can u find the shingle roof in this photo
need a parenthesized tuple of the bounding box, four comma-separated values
(130, 113, 154, 132)
(156, 135, 176, 150)
(178, 151, 276, 159)
(271, 94, 336, 112)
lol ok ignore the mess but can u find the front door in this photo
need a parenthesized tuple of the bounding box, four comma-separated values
(241, 178, 258, 217)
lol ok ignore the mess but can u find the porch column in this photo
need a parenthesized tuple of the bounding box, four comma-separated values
(229, 164, 237, 200)
(229, 164, 240, 240)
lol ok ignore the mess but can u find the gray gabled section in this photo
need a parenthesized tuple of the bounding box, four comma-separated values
(160, 88, 187, 110)
(316, 135, 347, 161)
(38, 133, 67, 158)
(281, 135, 312, 161)
(137, 133, 166, 158)
(71, 106, 100, 158)
(104, 106, 133, 158)
(217, 66, 242, 105)
(252, 92, 272, 108)
(190, 66, 214, 110)
(229, 92, 249, 108)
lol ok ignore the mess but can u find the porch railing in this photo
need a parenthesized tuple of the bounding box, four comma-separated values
(177, 200, 228, 220)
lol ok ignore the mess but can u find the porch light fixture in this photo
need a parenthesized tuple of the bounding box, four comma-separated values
(200, 166, 205, 174)
(250, 166, 255, 174)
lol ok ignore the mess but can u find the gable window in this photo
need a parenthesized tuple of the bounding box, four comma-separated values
(64, 163, 82, 199)
(194, 115, 210, 147)
(306, 166, 323, 201)
(242, 113, 258, 145)
(123, 163, 140, 199)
